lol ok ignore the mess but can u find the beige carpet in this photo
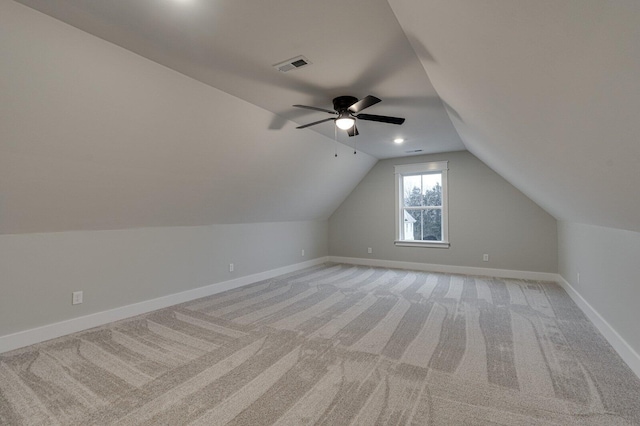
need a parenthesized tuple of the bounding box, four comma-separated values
(2, 263, 640, 425)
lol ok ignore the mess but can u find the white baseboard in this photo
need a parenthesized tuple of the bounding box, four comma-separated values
(5, 255, 638, 382)
(0, 256, 329, 354)
(328, 256, 558, 282)
(557, 275, 640, 380)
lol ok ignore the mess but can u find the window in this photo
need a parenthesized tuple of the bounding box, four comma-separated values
(394, 161, 449, 248)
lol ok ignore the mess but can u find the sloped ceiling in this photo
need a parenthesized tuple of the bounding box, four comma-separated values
(3, 0, 640, 235)
(388, 0, 640, 232)
(0, 1, 377, 234)
(11, 0, 464, 159)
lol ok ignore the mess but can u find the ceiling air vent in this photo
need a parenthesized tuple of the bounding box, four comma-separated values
(273, 55, 312, 72)
(405, 149, 423, 153)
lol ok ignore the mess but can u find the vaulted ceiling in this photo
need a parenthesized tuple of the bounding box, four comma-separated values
(2, 0, 640, 234)
(389, 0, 640, 232)
(11, 0, 465, 159)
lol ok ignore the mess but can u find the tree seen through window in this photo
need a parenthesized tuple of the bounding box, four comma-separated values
(403, 174, 442, 241)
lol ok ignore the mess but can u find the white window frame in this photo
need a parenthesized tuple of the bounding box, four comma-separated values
(394, 161, 449, 248)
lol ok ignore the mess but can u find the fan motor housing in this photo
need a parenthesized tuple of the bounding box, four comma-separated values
(333, 96, 358, 112)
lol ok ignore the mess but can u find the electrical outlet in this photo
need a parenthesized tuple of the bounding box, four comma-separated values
(229, 263, 234, 272)
(301, 249, 305, 257)
(483, 254, 489, 262)
(72, 291, 83, 305)
(367, 247, 372, 254)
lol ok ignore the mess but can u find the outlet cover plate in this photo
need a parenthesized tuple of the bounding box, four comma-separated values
(72, 291, 83, 305)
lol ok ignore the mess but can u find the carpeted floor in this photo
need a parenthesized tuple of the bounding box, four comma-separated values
(1, 263, 640, 425)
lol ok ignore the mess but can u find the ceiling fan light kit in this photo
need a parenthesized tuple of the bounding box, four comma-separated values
(294, 95, 405, 137)
(335, 113, 355, 130)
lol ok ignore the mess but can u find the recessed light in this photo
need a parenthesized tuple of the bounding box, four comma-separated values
(394, 138, 404, 144)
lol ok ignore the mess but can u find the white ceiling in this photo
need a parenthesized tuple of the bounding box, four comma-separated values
(388, 0, 640, 232)
(4, 0, 640, 234)
(12, 0, 464, 159)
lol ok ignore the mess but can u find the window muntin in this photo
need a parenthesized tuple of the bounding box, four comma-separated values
(394, 161, 449, 248)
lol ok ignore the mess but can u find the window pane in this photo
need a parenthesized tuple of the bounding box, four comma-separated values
(420, 209, 442, 241)
(403, 175, 423, 207)
(402, 209, 418, 240)
(421, 174, 442, 206)
(403, 173, 442, 208)
(403, 208, 441, 241)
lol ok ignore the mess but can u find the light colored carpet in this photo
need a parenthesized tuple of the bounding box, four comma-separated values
(1, 263, 640, 425)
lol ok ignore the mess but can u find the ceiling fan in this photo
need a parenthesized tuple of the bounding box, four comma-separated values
(293, 95, 405, 137)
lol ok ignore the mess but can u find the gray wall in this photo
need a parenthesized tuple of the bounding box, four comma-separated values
(558, 221, 640, 355)
(329, 151, 557, 272)
(0, 220, 327, 337)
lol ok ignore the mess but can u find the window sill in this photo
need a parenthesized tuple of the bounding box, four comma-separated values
(394, 240, 450, 249)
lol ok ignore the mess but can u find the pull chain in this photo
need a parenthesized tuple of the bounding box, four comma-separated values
(334, 123, 338, 157)
(354, 129, 357, 154)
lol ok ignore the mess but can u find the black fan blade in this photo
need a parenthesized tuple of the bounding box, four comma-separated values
(356, 113, 405, 125)
(347, 124, 359, 137)
(296, 117, 335, 129)
(348, 95, 381, 113)
(293, 105, 337, 114)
